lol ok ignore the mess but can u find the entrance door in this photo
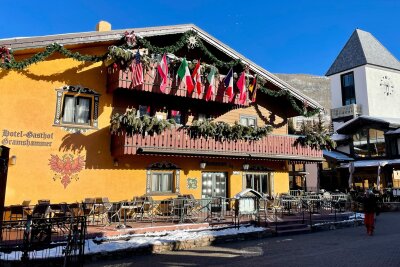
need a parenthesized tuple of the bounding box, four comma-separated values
(201, 172, 227, 198)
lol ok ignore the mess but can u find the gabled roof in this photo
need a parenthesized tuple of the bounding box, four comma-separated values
(326, 29, 400, 76)
(0, 24, 322, 110)
(336, 115, 400, 134)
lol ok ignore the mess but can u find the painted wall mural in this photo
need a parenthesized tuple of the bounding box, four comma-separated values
(49, 154, 85, 188)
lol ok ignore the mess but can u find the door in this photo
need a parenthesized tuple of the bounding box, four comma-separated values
(201, 172, 227, 198)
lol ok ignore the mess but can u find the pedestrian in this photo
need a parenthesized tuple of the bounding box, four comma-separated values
(363, 189, 378, 236)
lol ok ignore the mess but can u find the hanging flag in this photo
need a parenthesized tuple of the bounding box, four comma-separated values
(249, 74, 257, 102)
(205, 66, 217, 101)
(177, 58, 195, 94)
(157, 54, 169, 93)
(224, 68, 234, 102)
(236, 71, 247, 104)
(130, 50, 144, 88)
(192, 60, 202, 94)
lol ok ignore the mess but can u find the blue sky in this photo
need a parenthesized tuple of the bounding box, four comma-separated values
(1, 0, 399, 75)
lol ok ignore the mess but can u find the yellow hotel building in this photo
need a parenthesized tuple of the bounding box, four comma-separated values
(0, 22, 323, 205)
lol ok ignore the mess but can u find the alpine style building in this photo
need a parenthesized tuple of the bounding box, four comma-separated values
(0, 21, 323, 205)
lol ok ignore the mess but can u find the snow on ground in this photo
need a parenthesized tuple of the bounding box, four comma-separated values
(0, 225, 265, 261)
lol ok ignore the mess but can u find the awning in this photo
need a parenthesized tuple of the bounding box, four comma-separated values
(323, 150, 353, 162)
(386, 128, 400, 135)
(340, 159, 400, 168)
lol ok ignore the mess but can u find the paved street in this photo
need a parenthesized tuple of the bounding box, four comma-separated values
(87, 212, 400, 267)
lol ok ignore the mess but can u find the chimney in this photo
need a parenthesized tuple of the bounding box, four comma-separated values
(96, 21, 111, 32)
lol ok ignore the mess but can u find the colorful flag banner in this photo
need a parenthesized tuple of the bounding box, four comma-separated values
(205, 66, 217, 101)
(157, 54, 168, 93)
(130, 50, 144, 88)
(249, 74, 257, 102)
(177, 58, 195, 94)
(192, 60, 202, 94)
(236, 71, 247, 104)
(224, 68, 234, 102)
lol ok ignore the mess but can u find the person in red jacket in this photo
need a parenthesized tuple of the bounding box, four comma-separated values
(363, 189, 378, 236)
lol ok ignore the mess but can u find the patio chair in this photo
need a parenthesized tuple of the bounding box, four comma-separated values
(9, 205, 25, 221)
(68, 203, 83, 218)
(89, 197, 113, 225)
(38, 199, 50, 205)
(49, 203, 68, 218)
(32, 203, 51, 219)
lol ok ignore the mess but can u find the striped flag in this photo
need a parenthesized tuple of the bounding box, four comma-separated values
(177, 58, 195, 94)
(236, 71, 247, 105)
(130, 50, 144, 88)
(205, 66, 217, 101)
(192, 60, 202, 94)
(249, 74, 257, 102)
(224, 68, 234, 102)
(157, 54, 169, 93)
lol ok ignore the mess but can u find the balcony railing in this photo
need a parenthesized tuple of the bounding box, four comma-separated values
(111, 128, 323, 161)
(331, 104, 362, 121)
(107, 65, 250, 106)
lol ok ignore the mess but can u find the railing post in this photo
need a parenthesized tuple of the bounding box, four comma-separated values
(21, 215, 32, 263)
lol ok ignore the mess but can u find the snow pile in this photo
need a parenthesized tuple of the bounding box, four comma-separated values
(0, 225, 265, 260)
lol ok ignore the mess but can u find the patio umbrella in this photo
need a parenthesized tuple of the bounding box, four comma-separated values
(377, 165, 381, 190)
(348, 162, 355, 188)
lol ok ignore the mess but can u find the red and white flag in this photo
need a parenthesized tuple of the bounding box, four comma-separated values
(191, 60, 202, 94)
(130, 50, 144, 88)
(236, 71, 247, 105)
(157, 54, 168, 93)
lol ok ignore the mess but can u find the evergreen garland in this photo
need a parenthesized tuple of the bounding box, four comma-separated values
(0, 43, 107, 70)
(258, 86, 320, 117)
(294, 113, 336, 150)
(136, 30, 242, 68)
(110, 109, 176, 136)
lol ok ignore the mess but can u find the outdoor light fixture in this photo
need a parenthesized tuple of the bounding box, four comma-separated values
(10, 155, 16, 165)
(199, 160, 206, 169)
(242, 162, 250, 171)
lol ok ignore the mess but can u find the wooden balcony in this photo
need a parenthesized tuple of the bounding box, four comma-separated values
(107, 65, 250, 106)
(111, 128, 323, 161)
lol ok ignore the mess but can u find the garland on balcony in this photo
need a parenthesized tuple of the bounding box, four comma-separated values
(0, 44, 107, 70)
(110, 109, 176, 136)
(186, 120, 273, 141)
(136, 30, 243, 69)
(294, 113, 336, 150)
(257, 85, 321, 117)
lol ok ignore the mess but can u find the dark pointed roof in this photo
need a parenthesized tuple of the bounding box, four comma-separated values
(326, 29, 400, 76)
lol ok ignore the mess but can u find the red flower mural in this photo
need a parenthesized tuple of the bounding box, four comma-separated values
(49, 154, 85, 188)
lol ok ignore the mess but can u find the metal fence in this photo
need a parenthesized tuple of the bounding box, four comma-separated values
(0, 216, 86, 266)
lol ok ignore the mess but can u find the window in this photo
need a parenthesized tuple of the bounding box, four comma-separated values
(353, 128, 386, 158)
(146, 162, 181, 194)
(244, 173, 271, 195)
(62, 96, 92, 125)
(54, 85, 100, 131)
(169, 110, 182, 124)
(138, 105, 151, 117)
(151, 172, 173, 193)
(341, 72, 356, 105)
(240, 115, 257, 127)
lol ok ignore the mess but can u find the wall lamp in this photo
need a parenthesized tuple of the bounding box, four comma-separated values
(242, 162, 250, 171)
(200, 160, 207, 170)
(10, 155, 17, 165)
(113, 158, 119, 167)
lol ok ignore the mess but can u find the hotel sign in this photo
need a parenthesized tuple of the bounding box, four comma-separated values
(2, 129, 54, 147)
